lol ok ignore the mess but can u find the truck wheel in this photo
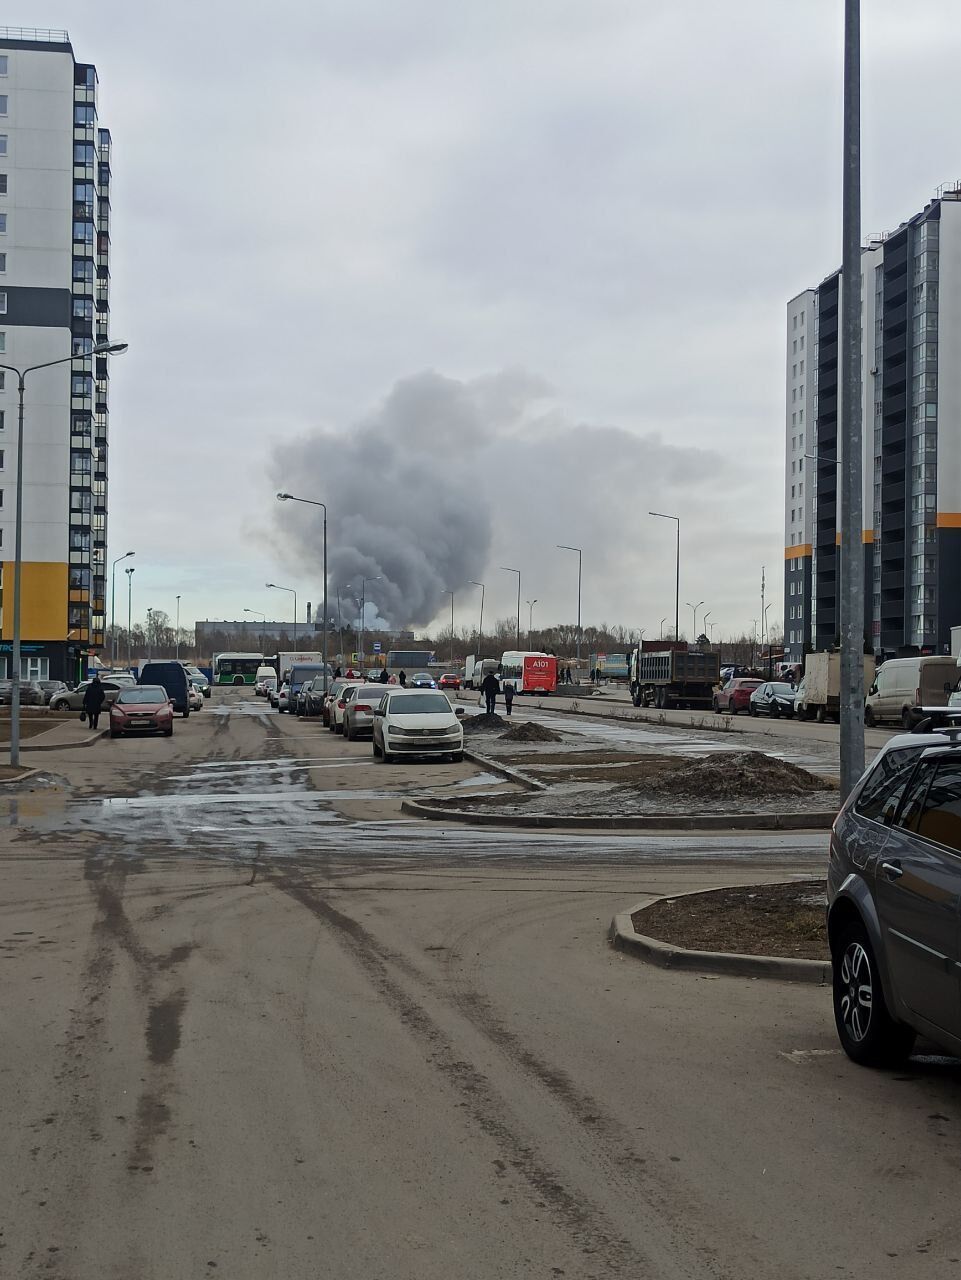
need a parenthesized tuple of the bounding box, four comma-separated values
(632, 691, 642, 708)
(864, 706, 875, 728)
(712, 697, 719, 713)
(816, 706, 827, 724)
(901, 708, 914, 731)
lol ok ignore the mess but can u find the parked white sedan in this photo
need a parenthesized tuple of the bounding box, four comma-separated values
(372, 689, 464, 763)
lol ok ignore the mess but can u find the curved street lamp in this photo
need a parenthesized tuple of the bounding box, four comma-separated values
(276, 493, 328, 687)
(0, 339, 128, 765)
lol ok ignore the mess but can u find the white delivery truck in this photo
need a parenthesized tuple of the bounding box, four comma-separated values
(464, 655, 498, 689)
(276, 651, 324, 681)
(795, 652, 876, 723)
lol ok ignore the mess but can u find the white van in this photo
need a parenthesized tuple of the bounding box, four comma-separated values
(254, 664, 277, 696)
(864, 655, 957, 728)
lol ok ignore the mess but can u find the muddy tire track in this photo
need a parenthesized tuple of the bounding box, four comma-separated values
(266, 864, 769, 1280)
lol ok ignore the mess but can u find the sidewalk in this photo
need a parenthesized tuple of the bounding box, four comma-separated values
(18, 717, 107, 752)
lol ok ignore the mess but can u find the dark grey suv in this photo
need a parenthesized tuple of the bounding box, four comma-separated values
(828, 727, 961, 1066)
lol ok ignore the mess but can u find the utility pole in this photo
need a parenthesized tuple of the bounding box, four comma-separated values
(839, 0, 865, 799)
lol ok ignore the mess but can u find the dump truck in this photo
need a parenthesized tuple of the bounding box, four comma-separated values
(794, 651, 876, 723)
(628, 646, 720, 709)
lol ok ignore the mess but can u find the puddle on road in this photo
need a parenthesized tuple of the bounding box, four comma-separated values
(100, 789, 397, 809)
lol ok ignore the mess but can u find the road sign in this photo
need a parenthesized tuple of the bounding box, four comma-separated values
(373, 642, 382, 653)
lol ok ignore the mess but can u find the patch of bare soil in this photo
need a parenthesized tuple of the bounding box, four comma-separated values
(632, 880, 829, 961)
(461, 712, 508, 734)
(497, 751, 633, 767)
(644, 750, 831, 801)
(534, 759, 677, 786)
(500, 721, 563, 744)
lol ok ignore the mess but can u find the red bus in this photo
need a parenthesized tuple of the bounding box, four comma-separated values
(499, 651, 558, 694)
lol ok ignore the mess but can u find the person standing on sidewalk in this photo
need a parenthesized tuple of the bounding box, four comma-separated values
(82, 674, 106, 731)
(481, 669, 500, 716)
(502, 678, 515, 716)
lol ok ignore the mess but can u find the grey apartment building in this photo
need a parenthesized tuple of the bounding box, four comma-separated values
(784, 184, 961, 664)
(0, 27, 113, 681)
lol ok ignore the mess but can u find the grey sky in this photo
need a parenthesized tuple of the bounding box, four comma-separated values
(22, 0, 961, 639)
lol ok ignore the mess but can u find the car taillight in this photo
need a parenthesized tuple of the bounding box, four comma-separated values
(355, 704, 372, 712)
(338, 700, 346, 708)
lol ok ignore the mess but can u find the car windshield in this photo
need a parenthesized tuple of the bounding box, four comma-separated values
(117, 687, 169, 705)
(770, 683, 795, 695)
(389, 694, 451, 715)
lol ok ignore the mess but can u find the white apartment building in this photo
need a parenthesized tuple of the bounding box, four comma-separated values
(0, 27, 113, 682)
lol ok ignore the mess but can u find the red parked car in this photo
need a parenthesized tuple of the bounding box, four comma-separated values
(713, 677, 763, 716)
(438, 674, 461, 690)
(108, 686, 175, 738)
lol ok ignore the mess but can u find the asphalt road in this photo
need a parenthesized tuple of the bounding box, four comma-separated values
(1, 691, 959, 1279)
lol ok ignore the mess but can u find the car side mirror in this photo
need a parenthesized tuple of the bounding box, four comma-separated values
(869, 684, 877, 695)
(373, 708, 384, 717)
(455, 706, 465, 718)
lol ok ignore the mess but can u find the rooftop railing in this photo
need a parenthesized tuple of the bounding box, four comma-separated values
(0, 27, 70, 42)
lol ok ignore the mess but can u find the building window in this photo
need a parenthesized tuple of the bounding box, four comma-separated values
(793, 315, 798, 330)
(0, 57, 7, 77)
(791, 485, 796, 498)
(799, 385, 804, 398)
(800, 360, 805, 374)
(0, 213, 6, 234)
(798, 482, 803, 499)
(0, 372, 5, 392)
(0, 291, 6, 314)
(793, 339, 798, 354)
(800, 310, 805, 324)
(799, 409, 804, 424)
(0, 332, 5, 353)
(0, 136, 7, 157)
(0, 253, 5, 273)
(0, 97, 7, 118)
(793, 363, 797, 378)
(797, 604, 803, 619)
(792, 389, 797, 403)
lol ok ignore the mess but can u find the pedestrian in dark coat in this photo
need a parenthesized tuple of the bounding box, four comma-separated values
(481, 670, 500, 716)
(399, 670, 407, 687)
(334, 667, 342, 679)
(82, 674, 106, 730)
(503, 679, 515, 716)
(379, 668, 389, 684)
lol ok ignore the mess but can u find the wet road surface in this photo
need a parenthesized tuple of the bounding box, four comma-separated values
(1, 691, 958, 1279)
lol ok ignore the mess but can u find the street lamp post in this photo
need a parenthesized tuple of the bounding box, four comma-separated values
(839, 0, 865, 799)
(266, 583, 297, 649)
(702, 610, 712, 648)
(146, 608, 154, 661)
(175, 595, 181, 660)
(243, 607, 266, 655)
(125, 565, 135, 669)
(660, 616, 668, 640)
(110, 550, 135, 668)
(276, 493, 329, 688)
(444, 589, 454, 666)
(650, 512, 680, 648)
(470, 580, 485, 650)
(526, 599, 537, 646)
(352, 575, 382, 671)
(0, 340, 128, 767)
(556, 544, 582, 666)
(764, 603, 773, 678)
(686, 599, 704, 643)
(499, 567, 521, 648)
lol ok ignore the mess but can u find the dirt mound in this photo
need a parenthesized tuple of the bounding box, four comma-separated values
(645, 750, 827, 800)
(500, 721, 563, 744)
(461, 712, 508, 734)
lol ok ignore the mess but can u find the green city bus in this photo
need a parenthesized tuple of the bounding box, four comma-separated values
(212, 652, 264, 686)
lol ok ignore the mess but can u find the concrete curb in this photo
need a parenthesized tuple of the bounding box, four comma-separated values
(462, 746, 546, 791)
(399, 797, 836, 831)
(0, 766, 42, 785)
(455, 689, 740, 735)
(22, 728, 109, 752)
(609, 894, 832, 984)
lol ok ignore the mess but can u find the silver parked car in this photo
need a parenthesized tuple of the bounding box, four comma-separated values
(827, 725, 961, 1066)
(341, 684, 388, 740)
(48, 675, 136, 711)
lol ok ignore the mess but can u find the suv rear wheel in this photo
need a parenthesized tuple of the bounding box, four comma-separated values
(832, 919, 915, 1067)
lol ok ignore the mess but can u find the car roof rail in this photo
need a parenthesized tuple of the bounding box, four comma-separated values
(913, 707, 961, 735)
